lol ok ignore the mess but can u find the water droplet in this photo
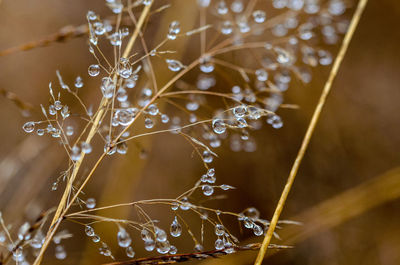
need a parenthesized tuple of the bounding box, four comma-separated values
(81, 142, 92, 154)
(156, 240, 170, 254)
(86, 198, 96, 209)
(141, 228, 152, 242)
(202, 185, 214, 196)
(117, 227, 132, 248)
(215, 238, 224, 250)
(212, 119, 226, 134)
(215, 224, 224, 236)
(253, 224, 264, 236)
(92, 234, 100, 242)
(75, 76, 83, 88)
(55, 245, 67, 260)
(87, 10, 97, 21)
(155, 228, 167, 242)
(202, 150, 213, 163)
(166, 59, 184, 72)
(221, 21, 233, 35)
(217, 1, 228, 15)
(88, 64, 100, 76)
(252, 10, 266, 23)
(179, 197, 191, 210)
(66, 126, 74, 136)
(194, 244, 204, 252)
(118, 58, 132, 79)
(161, 114, 169, 123)
(23, 122, 35, 133)
(144, 118, 154, 129)
(233, 105, 247, 118)
(169, 245, 177, 254)
(144, 239, 156, 251)
(126, 246, 135, 258)
(147, 104, 159, 116)
(170, 217, 182, 237)
(167, 21, 180, 40)
(85, 225, 95, 237)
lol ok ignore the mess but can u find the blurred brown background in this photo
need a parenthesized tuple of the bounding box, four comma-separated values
(0, 0, 400, 264)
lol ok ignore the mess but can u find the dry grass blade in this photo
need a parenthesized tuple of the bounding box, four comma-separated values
(103, 244, 290, 265)
(254, 0, 369, 264)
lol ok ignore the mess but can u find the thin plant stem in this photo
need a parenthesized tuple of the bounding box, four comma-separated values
(254, 0, 369, 264)
(32, 4, 153, 265)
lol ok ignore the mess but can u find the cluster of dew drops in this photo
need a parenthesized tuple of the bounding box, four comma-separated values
(18, 0, 350, 262)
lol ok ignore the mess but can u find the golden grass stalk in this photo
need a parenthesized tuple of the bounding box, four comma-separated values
(254, 0, 369, 264)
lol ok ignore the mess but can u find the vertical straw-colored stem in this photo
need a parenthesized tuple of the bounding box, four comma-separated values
(254, 0, 369, 264)
(32, 4, 153, 265)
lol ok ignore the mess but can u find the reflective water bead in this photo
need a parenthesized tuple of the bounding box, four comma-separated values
(55, 245, 67, 260)
(144, 118, 154, 129)
(109, 32, 122, 46)
(231, 0, 243, 13)
(212, 119, 226, 134)
(207, 168, 215, 177)
(143, 0, 153, 5)
(202, 185, 214, 196)
(171, 202, 179, 211)
(161, 114, 170, 123)
(88, 64, 100, 77)
(118, 57, 132, 79)
(242, 207, 260, 220)
(155, 228, 167, 242)
(117, 142, 128, 155)
(170, 217, 182, 237)
(287, 0, 304, 10)
(147, 104, 159, 115)
(156, 240, 170, 254)
(253, 224, 264, 236)
(71, 146, 81, 161)
(61, 105, 70, 119)
(252, 10, 266, 23)
(126, 246, 135, 258)
(221, 21, 233, 35)
(169, 245, 177, 254)
(30, 231, 44, 249)
(267, 114, 283, 129)
(318, 50, 333, 65)
(117, 227, 132, 248)
(101, 77, 115, 98)
(54, 100, 62, 111)
(37, 129, 44, 136)
(166, 59, 184, 72)
(215, 238, 224, 250)
(75, 76, 83, 88)
(49, 105, 56, 115)
(23, 122, 35, 133)
(87, 10, 97, 21)
(86, 198, 96, 209)
(275, 47, 291, 64)
(255, 69, 268, 82)
(94, 22, 106, 35)
(202, 150, 213, 163)
(220, 184, 235, 190)
(81, 142, 92, 154)
(179, 196, 191, 210)
(224, 241, 235, 253)
(92, 234, 100, 242)
(233, 105, 247, 118)
(117, 87, 128, 102)
(66, 126, 74, 136)
(85, 225, 95, 237)
(215, 224, 224, 236)
(217, 1, 228, 15)
(116, 109, 135, 126)
(18, 222, 30, 240)
(199, 59, 214, 73)
(167, 21, 180, 40)
(141, 228, 152, 242)
(197, 0, 211, 7)
(194, 244, 204, 252)
(328, 0, 346, 16)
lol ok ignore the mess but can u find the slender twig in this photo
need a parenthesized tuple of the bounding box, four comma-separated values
(31, 4, 154, 265)
(254, 0, 369, 264)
